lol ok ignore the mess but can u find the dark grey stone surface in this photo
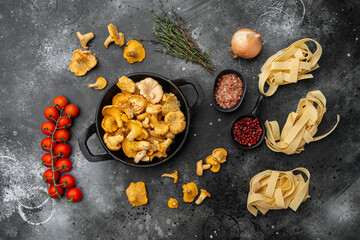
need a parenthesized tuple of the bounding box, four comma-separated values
(0, 0, 359, 239)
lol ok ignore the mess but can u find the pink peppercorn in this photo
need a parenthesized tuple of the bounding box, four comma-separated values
(232, 117, 263, 147)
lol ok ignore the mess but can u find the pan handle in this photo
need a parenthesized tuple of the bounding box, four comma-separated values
(172, 77, 205, 116)
(78, 123, 113, 162)
(251, 95, 266, 116)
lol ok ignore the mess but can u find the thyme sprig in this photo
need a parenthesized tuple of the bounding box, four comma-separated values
(151, 9, 215, 72)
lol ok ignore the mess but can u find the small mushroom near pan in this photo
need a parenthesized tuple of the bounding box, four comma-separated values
(205, 155, 220, 172)
(161, 170, 178, 183)
(88, 77, 107, 90)
(76, 31, 94, 49)
(103, 130, 124, 151)
(196, 160, 211, 176)
(168, 198, 178, 209)
(182, 182, 198, 202)
(195, 189, 211, 205)
(212, 148, 227, 163)
(123, 40, 146, 64)
(126, 181, 148, 207)
(104, 23, 125, 48)
(69, 49, 97, 76)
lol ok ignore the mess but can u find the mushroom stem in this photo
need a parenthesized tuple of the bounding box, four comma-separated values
(203, 164, 211, 170)
(195, 189, 211, 205)
(126, 51, 135, 57)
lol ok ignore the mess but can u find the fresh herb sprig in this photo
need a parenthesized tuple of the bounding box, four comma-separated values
(151, 9, 215, 72)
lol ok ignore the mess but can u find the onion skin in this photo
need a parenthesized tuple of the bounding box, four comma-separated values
(228, 28, 262, 59)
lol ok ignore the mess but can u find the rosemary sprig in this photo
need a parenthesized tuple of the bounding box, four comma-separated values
(151, 9, 215, 72)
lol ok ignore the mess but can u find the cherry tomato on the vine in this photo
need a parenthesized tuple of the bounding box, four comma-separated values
(66, 187, 82, 202)
(48, 185, 64, 198)
(53, 96, 68, 110)
(60, 174, 75, 189)
(58, 115, 72, 129)
(54, 143, 71, 157)
(54, 129, 71, 142)
(64, 104, 79, 118)
(41, 121, 56, 136)
(56, 158, 72, 173)
(41, 153, 57, 168)
(41, 137, 56, 152)
(44, 106, 59, 121)
(42, 169, 59, 184)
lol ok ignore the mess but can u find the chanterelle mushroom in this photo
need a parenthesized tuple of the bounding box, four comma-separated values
(117, 76, 136, 93)
(134, 150, 147, 163)
(138, 78, 164, 104)
(128, 95, 147, 115)
(164, 111, 186, 134)
(195, 189, 211, 205)
(88, 77, 107, 90)
(196, 160, 211, 176)
(146, 104, 162, 115)
(112, 92, 132, 106)
(101, 115, 118, 133)
(126, 120, 143, 141)
(168, 198, 178, 209)
(102, 105, 123, 128)
(149, 115, 169, 135)
(205, 155, 220, 173)
(104, 23, 125, 48)
(182, 182, 198, 202)
(122, 138, 151, 158)
(123, 40, 146, 64)
(126, 181, 148, 207)
(162, 93, 181, 116)
(212, 148, 227, 163)
(76, 31, 94, 49)
(103, 130, 124, 151)
(161, 170, 178, 183)
(69, 49, 97, 76)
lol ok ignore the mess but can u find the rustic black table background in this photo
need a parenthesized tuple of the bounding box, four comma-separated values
(0, 0, 359, 239)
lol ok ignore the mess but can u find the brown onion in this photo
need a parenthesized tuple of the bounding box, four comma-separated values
(228, 28, 262, 59)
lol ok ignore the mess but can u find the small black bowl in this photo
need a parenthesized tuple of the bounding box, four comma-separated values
(212, 69, 246, 112)
(230, 95, 266, 149)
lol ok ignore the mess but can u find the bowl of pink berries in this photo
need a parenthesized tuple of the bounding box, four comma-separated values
(230, 95, 266, 149)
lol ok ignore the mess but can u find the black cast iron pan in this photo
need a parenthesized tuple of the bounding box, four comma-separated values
(78, 72, 204, 167)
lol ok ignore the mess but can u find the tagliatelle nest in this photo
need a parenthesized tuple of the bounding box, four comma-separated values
(100, 76, 187, 164)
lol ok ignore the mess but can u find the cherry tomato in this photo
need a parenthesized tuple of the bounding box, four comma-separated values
(42, 169, 59, 184)
(66, 187, 82, 202)
(41, 153, 58, 168)
(54, 143, 71, 157)
(64, 104, 79, 118)
(58, 115, 72, 129)
(60, 174, 75, 189)
(53, 96, 68, 110)
(54, 129, 71, 142)
(44, 106, 59, 121)
(41, 121, 56, 136)
(48, 185, 64, 198)
(41, 137, 56, 152)
(56, 158, 72, 173)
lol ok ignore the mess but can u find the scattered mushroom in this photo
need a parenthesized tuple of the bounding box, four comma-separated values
(104, 23, 125, 48)
(138, 78, 164, 104)
(117, 76, 136, 93)
(161, 170, 178, 183)
(205, 155, 220, 173)
(123, 40, 146, 64)
(69, 49, 97, 76)
(164, 111, 186, 134)
(196, 160, 211, 176)
(88, 77, 107, 90)
(195, 189, 211, 205)
(182, 182, 198, 202)
(126, 181, 148, 207)
(103, 130, 124, 151)
(76, 31, 94, 49)
(168, 198, 179, 209)
(212, 148, 227, 163)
